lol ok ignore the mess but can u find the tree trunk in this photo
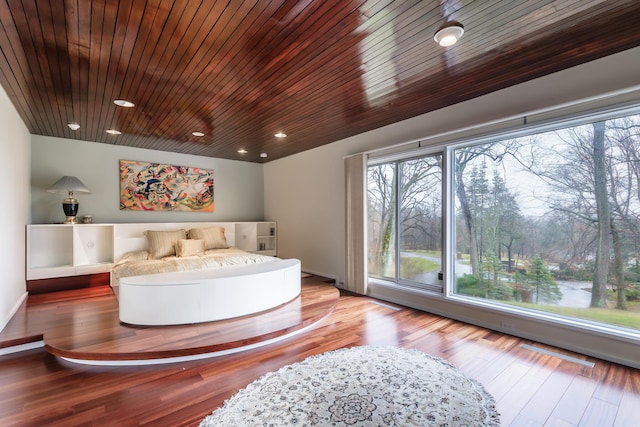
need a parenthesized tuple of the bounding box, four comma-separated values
(455, 167, 480, 277)
(591, 121, 610, 308)
(505, 240, 514, 273)
(610, 219, 626, 310)
(381, 172, 397, 276)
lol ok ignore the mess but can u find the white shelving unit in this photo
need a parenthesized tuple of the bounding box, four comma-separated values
(26, 224, 114, 280)
(234, 222, 277, 256)
(26, 221, 277, 281)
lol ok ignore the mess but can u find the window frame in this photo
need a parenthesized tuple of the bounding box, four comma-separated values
(366, 102, 640, 342)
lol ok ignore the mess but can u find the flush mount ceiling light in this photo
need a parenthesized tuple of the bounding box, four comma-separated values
(434, 22, 464, 47)
(192, 131, 205, 137)
(106, 129, 122, 135)
(238, 149, 248, 154)
(260, 152, 268, 158)
(274, 132, 287, 138)
(67, 122, 80, 131)
(114, 99, 135, 108)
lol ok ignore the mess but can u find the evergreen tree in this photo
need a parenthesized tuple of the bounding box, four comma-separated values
(480, 251, 502, 299)
(526, 256, 562, 304)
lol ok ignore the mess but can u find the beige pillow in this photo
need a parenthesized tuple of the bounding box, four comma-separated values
(187, 226, 229, 250)
(176, 239, 204, 257)
(144, 229, 187, 259)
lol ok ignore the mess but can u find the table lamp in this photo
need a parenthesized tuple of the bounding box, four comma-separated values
(47, 176, 91, 224)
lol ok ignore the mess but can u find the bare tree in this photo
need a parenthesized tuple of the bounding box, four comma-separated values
(518, 123, 610, 307)
(399, 157, 442, 252)
(367, 164, 396, 276)
(591, 121, 610, 308)
(454, 142, 519, 277)
(605, 116, 640, 309)
(367, 156, 441, 278)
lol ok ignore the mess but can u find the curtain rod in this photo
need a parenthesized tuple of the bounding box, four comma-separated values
(364, 84, 640, 157)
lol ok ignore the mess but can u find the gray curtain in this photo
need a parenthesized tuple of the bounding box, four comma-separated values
(344, 153, 368, 294)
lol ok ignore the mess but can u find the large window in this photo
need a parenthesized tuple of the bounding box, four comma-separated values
(368, 154, 442, 291)
(367, 108, 640, 334)
(452, 112, 640, 333)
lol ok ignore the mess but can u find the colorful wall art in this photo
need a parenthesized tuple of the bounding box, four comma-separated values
(119, 159, 214, 212)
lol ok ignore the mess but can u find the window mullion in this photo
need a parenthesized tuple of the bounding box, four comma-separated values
(395, 161, 401, 282)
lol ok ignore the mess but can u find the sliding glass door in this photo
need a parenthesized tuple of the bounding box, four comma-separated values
(367, 154, 443, 291)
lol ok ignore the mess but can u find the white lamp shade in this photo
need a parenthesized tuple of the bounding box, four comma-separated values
(47, 176, 91, 194)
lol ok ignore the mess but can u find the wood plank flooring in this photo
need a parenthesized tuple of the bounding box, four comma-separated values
(1, 276, 639, 426)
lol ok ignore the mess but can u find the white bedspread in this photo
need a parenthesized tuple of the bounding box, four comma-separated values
(111, 247, 277, 281)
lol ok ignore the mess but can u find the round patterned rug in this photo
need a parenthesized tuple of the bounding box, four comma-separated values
(199, 346, 500, 426)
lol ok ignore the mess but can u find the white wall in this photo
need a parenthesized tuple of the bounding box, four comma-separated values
(264, 46, 640, 367)
(31, 136, 265, 224)
(0, 85, 30, 332)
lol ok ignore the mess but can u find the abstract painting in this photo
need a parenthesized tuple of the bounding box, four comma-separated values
(119, 159, 214, 212)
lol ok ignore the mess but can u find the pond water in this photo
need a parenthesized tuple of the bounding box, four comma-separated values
(552, 280, 593, 308)
(402, 252, 595, 308)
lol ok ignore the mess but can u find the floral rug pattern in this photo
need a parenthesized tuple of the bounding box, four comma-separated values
(199, 346, 500, 426)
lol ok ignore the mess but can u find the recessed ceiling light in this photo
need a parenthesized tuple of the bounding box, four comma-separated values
(67, 122, 80, 131)
(114, 99, 135, 108)
(260, 152, 268, 158)
(106, 129, 122, 135)
(274, 132, 287, 138)
(238, 149, 248, 154)
(434, 22, 464, 47)
(192, 131, 205, 137)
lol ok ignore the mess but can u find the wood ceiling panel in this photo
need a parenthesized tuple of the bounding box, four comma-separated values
(5, 0, 55, 135)
(207, 1, 364, 141)
(0, 2, 39, 132)
(144, 1, 271, 140)
(0, 0, 637, 162)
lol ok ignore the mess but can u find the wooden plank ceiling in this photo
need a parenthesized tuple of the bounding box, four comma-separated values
(0, 0, 638, 163)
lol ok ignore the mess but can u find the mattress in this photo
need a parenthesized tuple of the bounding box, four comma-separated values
(111, 247, 277, 281)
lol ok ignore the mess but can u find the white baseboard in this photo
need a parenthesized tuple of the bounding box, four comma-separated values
(300, 268, 337, 284)
(0, 340, 44, 356)
(0, 291, 27, 334)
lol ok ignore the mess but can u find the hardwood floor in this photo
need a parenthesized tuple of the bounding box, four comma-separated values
(1, 277, 639, 426)
(38, 282, 338, 363)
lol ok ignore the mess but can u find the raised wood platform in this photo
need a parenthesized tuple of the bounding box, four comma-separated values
(2, 277, 640, 426)
(0, 276, 339, 365)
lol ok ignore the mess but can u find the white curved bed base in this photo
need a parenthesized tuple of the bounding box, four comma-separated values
(118, 258, 301, 326)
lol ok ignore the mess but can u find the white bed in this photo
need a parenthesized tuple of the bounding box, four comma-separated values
(119, 258, 301, 326)
(110, 222, 301, 326)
